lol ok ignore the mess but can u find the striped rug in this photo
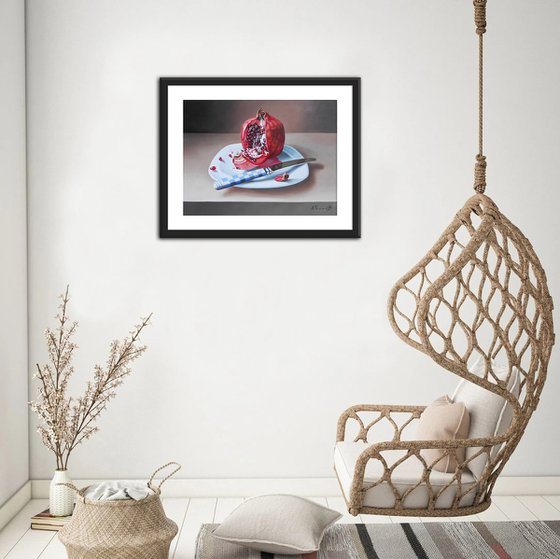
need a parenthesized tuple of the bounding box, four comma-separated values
(195, 521, 560, 559)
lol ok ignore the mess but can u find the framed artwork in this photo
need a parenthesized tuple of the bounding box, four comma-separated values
(159, 77, 360, 238)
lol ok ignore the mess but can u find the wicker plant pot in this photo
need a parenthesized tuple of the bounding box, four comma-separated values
(59, 463, 180, 559)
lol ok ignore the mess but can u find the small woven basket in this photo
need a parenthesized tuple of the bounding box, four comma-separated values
(59, 462, 181, 559)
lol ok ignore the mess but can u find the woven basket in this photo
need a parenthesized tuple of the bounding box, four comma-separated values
(59, 462, 181, 559)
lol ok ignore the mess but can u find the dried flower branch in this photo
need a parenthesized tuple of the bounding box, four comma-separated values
(30, 286, 151, 470)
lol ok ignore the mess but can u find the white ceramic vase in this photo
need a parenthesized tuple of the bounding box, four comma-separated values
(49, 469, 74, 516)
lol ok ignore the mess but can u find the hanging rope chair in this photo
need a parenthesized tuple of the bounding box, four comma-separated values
(334, 0, 554, 517)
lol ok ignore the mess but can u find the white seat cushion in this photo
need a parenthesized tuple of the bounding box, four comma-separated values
(334, 441, 477, 510)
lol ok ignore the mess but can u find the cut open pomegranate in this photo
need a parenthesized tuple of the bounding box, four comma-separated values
(240, 109, 285, 166)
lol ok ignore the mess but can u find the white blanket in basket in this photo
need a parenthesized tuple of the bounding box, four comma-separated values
(85, 481, 153, 501)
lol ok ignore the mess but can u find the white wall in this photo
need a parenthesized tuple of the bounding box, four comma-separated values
(0, 0, 29, 505)
(26, 0, 560, 480)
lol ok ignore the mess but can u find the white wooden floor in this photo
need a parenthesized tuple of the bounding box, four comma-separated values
(2, 495, 560, 559)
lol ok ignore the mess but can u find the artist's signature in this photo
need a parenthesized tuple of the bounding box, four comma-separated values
(311, 204, 334, 212)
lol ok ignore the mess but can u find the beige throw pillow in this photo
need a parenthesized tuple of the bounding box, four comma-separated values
(212, 495, 341, 555)
(415, 395, 470, 473)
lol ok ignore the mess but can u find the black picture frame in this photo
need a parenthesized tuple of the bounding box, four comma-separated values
(159, 77, 360, 239)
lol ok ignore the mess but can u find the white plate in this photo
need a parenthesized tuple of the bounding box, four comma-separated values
(208, 144, 310, 190)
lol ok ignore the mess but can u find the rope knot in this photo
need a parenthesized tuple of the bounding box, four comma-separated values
(474, 0, 487, 35)
(474, 154, 487, 193)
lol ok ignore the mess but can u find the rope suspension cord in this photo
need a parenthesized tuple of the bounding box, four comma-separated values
(473, 0, 487, 193)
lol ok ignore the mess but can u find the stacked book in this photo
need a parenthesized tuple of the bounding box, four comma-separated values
(31, 509, 73, 531)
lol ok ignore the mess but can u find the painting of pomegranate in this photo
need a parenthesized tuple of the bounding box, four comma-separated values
(159, 77, 360, 238)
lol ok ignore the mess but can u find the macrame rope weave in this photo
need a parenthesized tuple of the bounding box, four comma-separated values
(337, 193, 554, 517)
(335, 0, 555, 518)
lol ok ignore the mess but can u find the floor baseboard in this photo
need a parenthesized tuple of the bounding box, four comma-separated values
(30, 476, 560, 499)
(0, 482, 31, 531)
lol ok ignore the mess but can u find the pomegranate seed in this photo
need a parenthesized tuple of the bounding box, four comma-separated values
(219, 157, 224, 162)
(274, 173, 290, 182)
(210, 166, 216, 171)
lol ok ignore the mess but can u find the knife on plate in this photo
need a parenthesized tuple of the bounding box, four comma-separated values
(214, 157, 316, 190)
